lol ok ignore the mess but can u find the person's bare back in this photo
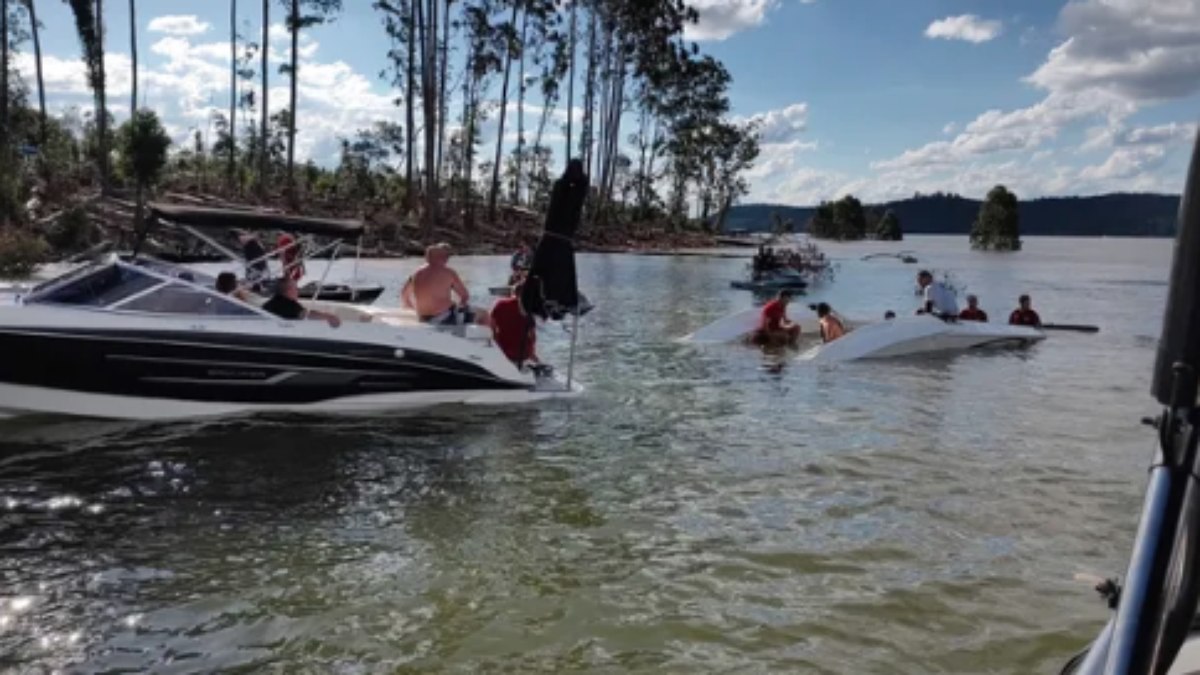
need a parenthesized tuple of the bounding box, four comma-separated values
(401, 243, 484, 325)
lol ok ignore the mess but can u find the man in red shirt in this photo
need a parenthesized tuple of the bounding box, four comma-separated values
(959, 294, 988, 322)
(490, 280, 539, 365)
(752, 290, 801, 346)
(1008, 294, 1042, 327)
(277, 233, 305, 282)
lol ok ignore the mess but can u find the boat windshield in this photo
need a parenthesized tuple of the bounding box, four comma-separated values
(26, 263, 163, 307)
(25, 262, 260, 317)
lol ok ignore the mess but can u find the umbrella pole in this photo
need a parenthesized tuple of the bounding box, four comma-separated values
(566, 311, 580, 390)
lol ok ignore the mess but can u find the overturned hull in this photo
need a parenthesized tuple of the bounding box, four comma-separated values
(797, 315, 1045, 363)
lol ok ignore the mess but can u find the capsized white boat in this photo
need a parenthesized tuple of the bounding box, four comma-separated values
(680, 306, 825, 344)
(796, 315, 1045, 363)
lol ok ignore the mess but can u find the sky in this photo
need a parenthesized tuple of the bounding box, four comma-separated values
(11, 0, 1200, 206)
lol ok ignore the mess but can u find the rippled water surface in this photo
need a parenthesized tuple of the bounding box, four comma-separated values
(0, 236, 1172, 672)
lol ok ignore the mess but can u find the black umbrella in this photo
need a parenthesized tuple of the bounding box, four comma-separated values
(522, 159, 593, 321)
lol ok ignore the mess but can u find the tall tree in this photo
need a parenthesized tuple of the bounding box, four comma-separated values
(118, 109, 170, 236)
(417, 0, 439, 234)
(22, 0, 46, 145)
(487, 0, 519, 223)
(375, 0, 415, 208)
(435, 0, 451, 183)
(228, 0, 236, 189)
(66, 0, 108, 191)
(1, 0, 9, 151)
(259, 0, 268, 195)
(128, 0, 136, 113)
(512, 4, 529, 203)
(96, 0, 108, 192)
(285, 0, 299, 203)
(564, 0, 574, 159)
(283, 0, 342, 205)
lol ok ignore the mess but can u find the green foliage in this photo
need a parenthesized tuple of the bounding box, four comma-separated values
(45, 205, 93, 252)
(970, 184, 1022, 251)
(807, 202, 835, 238)
(0, 227, 46, 278)
(117, 109, 171, 188)
(876, 210, 903, 241)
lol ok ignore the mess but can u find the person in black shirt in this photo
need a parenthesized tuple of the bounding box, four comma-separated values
(238, 231, 270, 285)
(262, 278, 342, 327)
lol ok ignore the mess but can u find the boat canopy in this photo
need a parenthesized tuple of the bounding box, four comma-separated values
(24, 259, 262, 318)
(149, 203, 365, 239)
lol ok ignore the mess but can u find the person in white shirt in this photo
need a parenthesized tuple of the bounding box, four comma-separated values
(916, 270, 959, 317)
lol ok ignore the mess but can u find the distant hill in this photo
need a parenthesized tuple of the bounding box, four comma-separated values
(723, 193, 1180, 237)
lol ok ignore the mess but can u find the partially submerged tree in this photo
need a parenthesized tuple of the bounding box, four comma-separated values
(971, 185, 1021, 251)
(876, 210, 902, 241)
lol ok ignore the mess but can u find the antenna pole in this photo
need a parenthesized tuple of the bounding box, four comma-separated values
(566, 311, 579, 390)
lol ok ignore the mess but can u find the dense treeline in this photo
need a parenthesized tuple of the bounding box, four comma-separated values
(724, 192, 1181, 238)
(0, 0, 761, 263)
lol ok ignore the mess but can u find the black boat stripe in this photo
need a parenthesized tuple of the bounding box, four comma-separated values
(0, 327, 514, 384)
(110, 353, 411, 376)
(141, 372, 299, 386)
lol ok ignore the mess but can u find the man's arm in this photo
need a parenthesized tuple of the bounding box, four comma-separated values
(400, 275, 415, 309)
(306, 308, 342, 328)
(450, 271, 470, 306)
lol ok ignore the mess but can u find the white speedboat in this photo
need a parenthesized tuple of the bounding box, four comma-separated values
(797, 315, 1044, 362)
(0, 255, 574, 420)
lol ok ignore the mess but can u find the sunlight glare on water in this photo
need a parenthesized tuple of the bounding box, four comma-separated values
(0, 236, 1170, 673)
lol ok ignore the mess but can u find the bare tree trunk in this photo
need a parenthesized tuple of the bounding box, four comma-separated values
(285, 0, 299, 206)
(513, 6, 528, 205)
(488, 2, 519, 224)
(129, 0, 136, 113)
(404, 0, 415, 210)
(581, 10, 597, 173)
(97, 0, 109, 194)
(25, 0, 47, 146)
(564, 0, 575, 160)
(259, 0, 268, 196)
(1, 0, 8, 151)
(228, 0, 237, 191)
(418, 0, 439, 235)
(435, 0, 449, 183)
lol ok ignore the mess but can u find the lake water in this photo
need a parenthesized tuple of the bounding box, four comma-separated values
(0, 235, 1173, 673)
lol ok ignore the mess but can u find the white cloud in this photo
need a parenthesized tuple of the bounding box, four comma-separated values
(868, 1, 1199, 198)
(942, 122, 958, 135)
(924, 15, 1003, 44)
(744, 102, 808, 144)
(1080, 145, 1168, 181)
(872, 90, 1130, 172)
(685, 0, 779, 41)
(147, 15, 212, 37)
(1027, 0, 1200, 102)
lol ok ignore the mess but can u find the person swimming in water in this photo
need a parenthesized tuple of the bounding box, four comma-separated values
(811, 302, 846, 343)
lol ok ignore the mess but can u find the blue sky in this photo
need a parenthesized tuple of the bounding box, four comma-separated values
(14, 0, 1200, 205)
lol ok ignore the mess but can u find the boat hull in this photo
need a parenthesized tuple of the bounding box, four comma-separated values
(0, 307, 547, 420)
(797, 315, 1045, 362)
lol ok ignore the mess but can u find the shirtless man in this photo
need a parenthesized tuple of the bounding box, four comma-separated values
(401, 243, 488, 326)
